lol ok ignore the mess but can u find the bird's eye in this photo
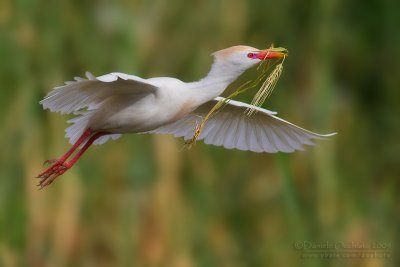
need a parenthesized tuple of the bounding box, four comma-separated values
(247, 53, 254, 58)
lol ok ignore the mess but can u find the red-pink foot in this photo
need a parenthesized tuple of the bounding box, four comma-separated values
(36, 162, 71, 189)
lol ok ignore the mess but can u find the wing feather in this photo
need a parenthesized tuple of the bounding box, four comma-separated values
(236, 115, 249, 151)
(210, 112, 231, 146)
(251, 121, 265, 152)
(261, 122, 279, 152)
(149, 97, 336, 153)
(43, 72, 158, 146)
(270, 125, 294, 153)
(221, 113, 236, 149)
(40, 72, 158, 114)
(278, 125, 305, 151)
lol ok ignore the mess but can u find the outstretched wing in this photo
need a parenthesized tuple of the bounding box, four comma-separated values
(150, 97, 336, 153)
(40, 72, 158, 114)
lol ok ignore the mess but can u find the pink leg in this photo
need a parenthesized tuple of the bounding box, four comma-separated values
(37, 131, 108, 189)
(65, 132, 106, 167)
(37, 129, 93, 179)
(43, 128, 93, 165)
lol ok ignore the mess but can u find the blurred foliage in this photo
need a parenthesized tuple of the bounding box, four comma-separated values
(0, 0, 399, 266)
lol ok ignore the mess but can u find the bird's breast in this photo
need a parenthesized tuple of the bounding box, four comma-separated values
(169, 100, 196, 122)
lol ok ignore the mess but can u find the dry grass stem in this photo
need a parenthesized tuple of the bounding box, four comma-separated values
(245, 59, 284, 115)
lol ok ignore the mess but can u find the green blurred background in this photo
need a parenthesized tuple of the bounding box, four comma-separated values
(1, 0, 399, 266)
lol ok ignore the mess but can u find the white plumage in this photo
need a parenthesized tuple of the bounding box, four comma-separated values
(150, 97, 334, 153)
(37, 45, 335, 188)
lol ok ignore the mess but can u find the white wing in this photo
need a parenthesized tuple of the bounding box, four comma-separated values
(150, 97, 336, 153)
(40, 72, 158, 146)
(40, 72, 158, 114)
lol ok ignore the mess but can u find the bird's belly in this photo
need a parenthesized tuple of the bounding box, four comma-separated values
(91, 93, 194, 133)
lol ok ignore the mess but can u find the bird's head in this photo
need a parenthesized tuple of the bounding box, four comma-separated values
(212, 45, 288, 70)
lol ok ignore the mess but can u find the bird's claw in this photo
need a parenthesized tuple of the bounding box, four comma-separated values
(36, 161, 70, 189)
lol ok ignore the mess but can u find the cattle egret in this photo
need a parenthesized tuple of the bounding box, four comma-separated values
(37, 45, 335, 188)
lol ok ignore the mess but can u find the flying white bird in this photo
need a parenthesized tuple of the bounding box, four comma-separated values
(37, 45, 335, 188)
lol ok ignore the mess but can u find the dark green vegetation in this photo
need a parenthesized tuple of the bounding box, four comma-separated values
(0, 0, 399, 266)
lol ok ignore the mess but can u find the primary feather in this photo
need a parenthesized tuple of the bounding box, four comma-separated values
(40, 72, 157, 114)
(150, 97, 336, 153)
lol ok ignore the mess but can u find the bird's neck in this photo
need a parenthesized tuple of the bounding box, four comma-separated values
(187, 60, 247, 104)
